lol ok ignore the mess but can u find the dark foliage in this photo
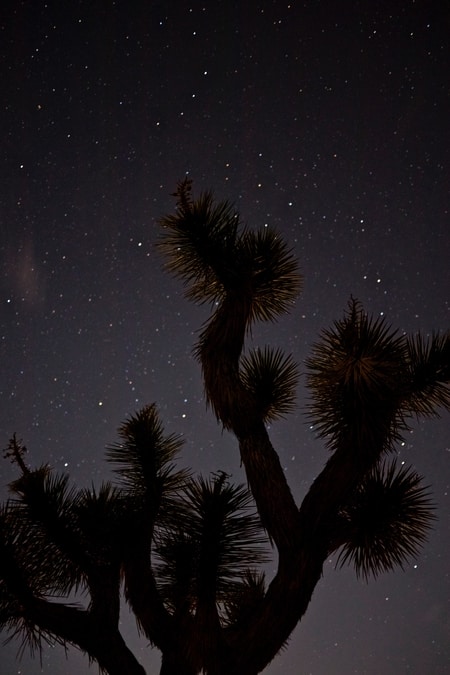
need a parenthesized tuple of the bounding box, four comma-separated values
(336, 460, 435, 579)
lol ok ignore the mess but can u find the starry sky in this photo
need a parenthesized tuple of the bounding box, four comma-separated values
(1, 1, 449, 673)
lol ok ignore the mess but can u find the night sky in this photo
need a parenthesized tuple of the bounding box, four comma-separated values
(1, 1, 449, 673)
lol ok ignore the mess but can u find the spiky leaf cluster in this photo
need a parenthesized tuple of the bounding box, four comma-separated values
(306, 299, 407, 450)
(152, 529, 198, 615)
(7, 468, 85, 596)
(0, 502, 39, 624)
(240, 346, 299, 422)
(240, 227, 302, 323)
(158, 179, 302, 324)
(223, 570, 266, 627)
(106, 404, 188, 512)
(337, 461, 435, 580)
(75, 483, 133, 567)
(158, 177, 240, 305)
(0, 538, 64, 663)
(405, 332, 450, 418)
(0, 407, 193, 658)
(153, 473, 268, 619)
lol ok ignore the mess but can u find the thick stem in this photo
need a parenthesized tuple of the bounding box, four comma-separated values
(198, 295, 322, 672)
(198, 297, 300, 552)
(123, 550, 174, 651)
(239, 427, 300, 553)
(226, 552, 324, 675)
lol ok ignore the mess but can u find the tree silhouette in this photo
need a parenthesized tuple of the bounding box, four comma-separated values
(1, 179, 449, 674)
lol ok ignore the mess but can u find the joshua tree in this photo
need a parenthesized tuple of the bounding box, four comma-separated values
(1, 179, 449, 674)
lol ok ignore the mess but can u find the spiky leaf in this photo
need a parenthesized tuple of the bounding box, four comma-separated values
(75, 482, 133, 565)
(154, 473, 269, 615)
(223, 570, 266, 627)
(239, 227, 302, 323)
(336, 460, 435, 580)
(7, 469, 84, 596)
(405, 331, 450, 418)
(106, 405, 188, 506)
(158, 178, 240, 305)
(159, 181, 302, 324)
(306, 298, 407, 450)
(153, 529, 198, 614)
(240, 346, 299, 422)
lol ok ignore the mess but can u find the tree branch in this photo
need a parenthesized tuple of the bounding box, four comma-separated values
(26, 598, 146, 675)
